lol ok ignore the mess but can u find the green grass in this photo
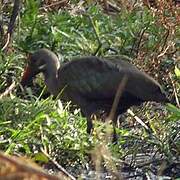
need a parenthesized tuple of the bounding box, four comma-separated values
(0, 0, 179, 178)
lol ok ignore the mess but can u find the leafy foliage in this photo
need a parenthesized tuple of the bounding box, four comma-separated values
(0, 0, 179, 179)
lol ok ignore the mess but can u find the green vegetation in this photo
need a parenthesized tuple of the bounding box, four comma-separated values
(0, 0, 179, 179)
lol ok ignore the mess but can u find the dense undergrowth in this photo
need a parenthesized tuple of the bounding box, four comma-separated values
(0, 0, 179, 179)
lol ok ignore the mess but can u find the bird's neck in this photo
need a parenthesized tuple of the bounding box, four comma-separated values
(44, 66, 60, 96)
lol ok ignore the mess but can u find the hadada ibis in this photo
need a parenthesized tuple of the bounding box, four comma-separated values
(20, 48, 169, 137)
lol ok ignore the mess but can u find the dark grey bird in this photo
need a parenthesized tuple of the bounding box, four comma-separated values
(21, 48, 169, 140)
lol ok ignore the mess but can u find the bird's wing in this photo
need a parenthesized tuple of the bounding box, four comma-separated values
(59, 56, 161, 101)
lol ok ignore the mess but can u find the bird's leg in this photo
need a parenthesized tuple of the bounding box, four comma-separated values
(112, 117, 118, 144)
(71, 94, 96, 135)
(112, 125, 118, 144)
(81, 105, 97, 135)
(87, 115, 93, 134)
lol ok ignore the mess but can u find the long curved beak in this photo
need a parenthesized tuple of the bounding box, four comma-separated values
(21, 65, 35, 87)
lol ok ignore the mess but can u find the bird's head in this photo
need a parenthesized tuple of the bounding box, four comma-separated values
(21, 49, 60, 87)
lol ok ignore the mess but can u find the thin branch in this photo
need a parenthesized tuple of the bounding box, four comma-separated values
(108, 76, 128, 121)
(103, 0, 109, 11)
(0, 2, 4, 47)
(151, 29, 170, 57)
(161, 29, 170, 52)
(41, 150, 76, 180)
(39, 0, 69, 10)
(169, 72, 180, 107)
(85, 14, 102, 56)
(2, 0, 20, 51)
(0, 81, 16, 99)
(136, 26, 148, 56)
(132, 26, 148, 58)
(105, 76, 128, 143)
(157, 43, 172, 58)
(7, 0, 20, 36)
(102, 0, 120, 13)
(1, 33, 10, 51)
(0, 20, 4, 38)
(127, 109, 149, 130)
(136, 158, 163, 168)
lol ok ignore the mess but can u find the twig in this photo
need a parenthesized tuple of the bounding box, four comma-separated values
(169, 72, 180, 107)
(104, 47, 118, 54)
(85, 14, 102, 56)
(161, 28, 170, 52)
(125, 173, 144, 179)
(104, 76, 128, 143)
(136, 158, 163, 168)
(39, 0, 69, 10)
(0, 3, 4, 45)
(103, 0, 109, 11)
(127, 109, 149, 130)
(7, 0, 20, 36)
(0, 81, 16, 99)
(1, 0, 20, 51)
(108, 76, 128, 121)
(152, 29, 170, 58)
(92, 144, 121, 180)
(92, 77, 128, 179)
(157, 43, 171, 58)
(1, 33, 10, 51)
(41, 150, 76, 180)
(0, 20, 4, 38)
(131, 26, 148, 57)
(102, 0, 120, 13)
(136, 26, 148, 57)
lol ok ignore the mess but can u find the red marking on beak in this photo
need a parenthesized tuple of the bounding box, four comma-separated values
(21, 66, 33, 86)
